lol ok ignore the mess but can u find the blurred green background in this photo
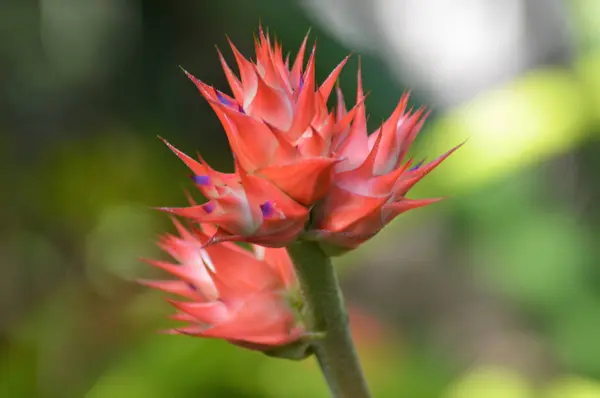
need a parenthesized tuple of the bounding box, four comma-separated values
(3, 0, 600, 397)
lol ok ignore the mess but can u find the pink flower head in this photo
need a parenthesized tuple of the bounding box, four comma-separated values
(158, 139, 308, 247)
(140, 219, 305, 348)
(159, 26, 458, 250)
(308, 70, 461, 250)
(181, 27, 355, 206)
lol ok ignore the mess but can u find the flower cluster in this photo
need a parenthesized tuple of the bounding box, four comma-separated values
(160, 28, 458, 251)
(143, 27, 457, 352)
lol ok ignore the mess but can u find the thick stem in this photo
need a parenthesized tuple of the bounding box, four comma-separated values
(287, 241, 372, 398)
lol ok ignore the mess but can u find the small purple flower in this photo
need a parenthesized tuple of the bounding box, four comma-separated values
(297, 76, 305, 94)
(260, 201, 274, 218)
(203, 202, 216, 214)
(216, 90, 235, 107)
(192, 175, 211, 185)
(409, 160, 425, 172)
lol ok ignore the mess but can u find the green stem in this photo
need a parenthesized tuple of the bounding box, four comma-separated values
(287, 241, 372, 398)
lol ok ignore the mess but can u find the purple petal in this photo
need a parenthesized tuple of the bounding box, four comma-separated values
(203, 202, 216, 214)
(297, 76, 305, 94)
(260, 201, 274, 218)
(215, 89, 245, 113)
(409, 160, 425, 172)
(215, 90, 235, 107)
(192, 175, 211, 185)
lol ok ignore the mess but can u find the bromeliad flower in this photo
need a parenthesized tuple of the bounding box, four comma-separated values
(181, 28, 356, 206)
(143, 26, 461, 398)
(307, 72, 461, 251)
(159, 26, 457, 250)
(140, 219, 306, 349)
(159, 139, 308, 247)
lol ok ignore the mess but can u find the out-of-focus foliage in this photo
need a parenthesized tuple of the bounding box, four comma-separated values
(3, 0, 600, 397)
